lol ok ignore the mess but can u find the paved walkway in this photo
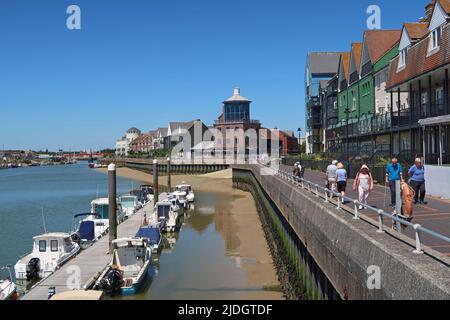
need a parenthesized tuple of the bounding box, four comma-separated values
(281, 165, 450, 257)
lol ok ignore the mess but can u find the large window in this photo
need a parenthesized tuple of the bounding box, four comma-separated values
(224, 104, 249, 122)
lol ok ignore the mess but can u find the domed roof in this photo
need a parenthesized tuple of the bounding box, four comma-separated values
(223, 87, 251, 103)
(127, 127, 141, 133)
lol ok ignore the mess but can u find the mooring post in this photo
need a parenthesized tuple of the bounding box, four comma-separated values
(153, 159, 159, 202)
(167, 157, 171, 192)
(108, 163, 117, 254)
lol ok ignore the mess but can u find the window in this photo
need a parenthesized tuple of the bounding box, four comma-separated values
(436, 87, 444, 102)
(51, 240, 58, 252)
(226, 128, 230, 145)
(39, 240, 47, 252)
(398, 48, 407, 68)
(429, 27, 442, 52)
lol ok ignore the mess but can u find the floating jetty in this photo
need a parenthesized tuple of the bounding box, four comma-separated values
(22, 201, 154, 300)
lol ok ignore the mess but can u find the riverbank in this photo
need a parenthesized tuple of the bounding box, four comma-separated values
(96, 167, 283, 299)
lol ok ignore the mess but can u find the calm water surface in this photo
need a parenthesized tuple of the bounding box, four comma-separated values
(0, 164, 278, 299)
(0, 163, 141, 277)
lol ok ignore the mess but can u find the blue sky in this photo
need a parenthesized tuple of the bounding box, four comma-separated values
(0, 0, 426, 151)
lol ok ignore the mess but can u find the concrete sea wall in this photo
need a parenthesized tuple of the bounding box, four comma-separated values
(233, 165, 450, 300)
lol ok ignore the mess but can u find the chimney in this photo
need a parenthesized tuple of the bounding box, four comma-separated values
(233, 87, 240, 96)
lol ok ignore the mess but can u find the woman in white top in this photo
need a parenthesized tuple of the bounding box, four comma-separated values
(353, 165, 374, 210)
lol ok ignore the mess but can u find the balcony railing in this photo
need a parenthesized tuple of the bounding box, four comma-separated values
(214, 119, 261, 125)
(307, 117, 322, 128)
(372, 113, 391, 131)
(420, 99, 448, 119)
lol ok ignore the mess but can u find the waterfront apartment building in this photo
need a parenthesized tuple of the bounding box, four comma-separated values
(387, 0, 450, 165)
(311, 0, 450, 165)
(305, 52, 342, 154)
(115, 127, 141, 156)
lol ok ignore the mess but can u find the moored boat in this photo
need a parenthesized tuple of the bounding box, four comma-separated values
(135, 226, 162, 254)
(98, 238, 151, 296)
(14, 233, 80, 281)
(0, 266, 17, 300)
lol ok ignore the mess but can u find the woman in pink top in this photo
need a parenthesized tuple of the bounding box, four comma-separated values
(353, 165, 374, 210)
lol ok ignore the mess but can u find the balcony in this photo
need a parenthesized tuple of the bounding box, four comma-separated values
(307, 116, 322, 128)
(420, 99, 448, 119)
(308, 97, 321, 108)
(372, 113, 392, 132)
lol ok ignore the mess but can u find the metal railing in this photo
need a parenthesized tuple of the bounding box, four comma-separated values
(276, 169, 450, 256)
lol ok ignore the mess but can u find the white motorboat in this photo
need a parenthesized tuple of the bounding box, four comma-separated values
(175, 183, 195, 203)
(70, 212, 108, 249)
(165, 194, 182, 213)
(91, 198, 126, 225)
(119, 195, 141, 218)
(0, 266, 17, 300)
(172, 189, 188, 208)
(155, 201, 179, 233)
(99, 238, 151, 296)
(14, 233, 80, 281)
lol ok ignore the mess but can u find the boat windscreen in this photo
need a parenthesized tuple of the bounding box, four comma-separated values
(94, 204, 109, 219)
(120, 197, 135, 208)
(157, 205, 171, 219)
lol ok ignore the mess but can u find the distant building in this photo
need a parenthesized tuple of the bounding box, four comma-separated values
(129, 133, 152, 154)
(278, 130, 299, 156)
(213, 87, 262, 159)
(115, 127, 141, 156)
(305, 52, 342, 154)
(166, 120, 209, 160)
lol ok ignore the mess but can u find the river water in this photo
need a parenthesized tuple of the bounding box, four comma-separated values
(0, 162, 140, 278)
(0, 163, 282, 299)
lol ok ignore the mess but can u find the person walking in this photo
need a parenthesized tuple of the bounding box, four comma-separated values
(409, 158, 427, 205)
(325, 160, 338, 195)
(385, 157, 404, 207)
(353, 165, 374, 210)
(336, 162, 347, 204)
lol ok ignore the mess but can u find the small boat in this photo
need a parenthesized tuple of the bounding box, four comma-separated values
(14, 233, 80, 281)
(129, 189, 147, 206)
(70, 213, 108, 249)
(171, 189, 188, 208)
(119, 195, 142, 218)
(140, 185, 154, 202)
(99, 238, 151, 296)
(155, 201, 179, 233)
(135, 226, 162, 254)
(91, 198, 126, 225)
(0, 266, 17, 300)
(165, 194, 182, 213)
(175, 183, 195, 203)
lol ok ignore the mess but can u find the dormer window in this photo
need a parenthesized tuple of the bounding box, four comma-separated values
(429, 26, 442, 52)
(398, 48, 408, 68)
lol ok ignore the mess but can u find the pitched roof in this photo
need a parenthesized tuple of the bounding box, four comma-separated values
(351, 43, 363, 70)
(340, 52, 351, 80)
(307, 52, 342, 75)
(364, 30, 401, 63)
(404, 22, 429, 40)
(438, 0, 450, 14)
